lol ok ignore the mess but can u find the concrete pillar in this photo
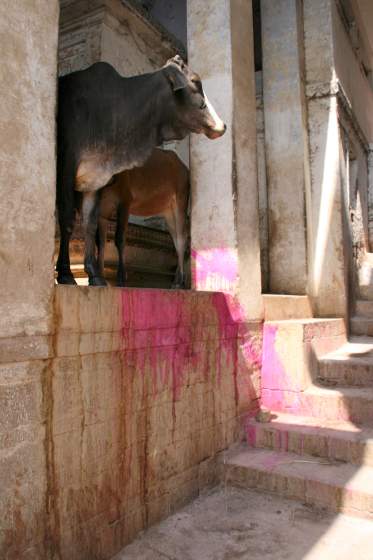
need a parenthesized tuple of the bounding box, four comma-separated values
(0, 1, 59, 557)
(0, 1, 58, 338)
(261, 0, 309, 294)
(303, 0, 349, 317)
(368, 146, 373, 251)
(187, 0, 263, 319)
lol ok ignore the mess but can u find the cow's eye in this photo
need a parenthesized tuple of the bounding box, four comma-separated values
(200, 99, 207, 110)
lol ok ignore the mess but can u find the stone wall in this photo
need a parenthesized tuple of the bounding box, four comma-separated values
(1, 287, 261, 559)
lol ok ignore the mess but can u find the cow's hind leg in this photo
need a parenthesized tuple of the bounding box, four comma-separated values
(115, 204, 129, 287)
(82, 191, 107, 286)
(97, 216, 109, 279)
(56, 158, 77, 285)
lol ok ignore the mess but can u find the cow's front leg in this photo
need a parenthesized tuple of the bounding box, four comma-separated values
(82, 191, 107, 286)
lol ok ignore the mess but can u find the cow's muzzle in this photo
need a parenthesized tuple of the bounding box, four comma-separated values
(204, 123, 227, 140)
(203, 93, 226, 139)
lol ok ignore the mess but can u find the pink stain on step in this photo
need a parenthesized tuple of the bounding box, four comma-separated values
(261, 324, 302, 415)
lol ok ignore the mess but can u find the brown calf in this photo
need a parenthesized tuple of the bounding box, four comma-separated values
(97, 148, 189, 287)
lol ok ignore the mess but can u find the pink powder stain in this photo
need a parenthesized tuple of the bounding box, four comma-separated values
(191, 248, 238, 292)
(261, 325, 304, 415)
(118, 289, 262, 434)
(246, 423, 257, 448)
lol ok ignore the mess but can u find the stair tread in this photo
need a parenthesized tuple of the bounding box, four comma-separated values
(224, 445, 373, 494)
(265, 318, 342, 325)
(321, 337, 373, 364)
(305, 384, 373, 399)
(248, 412, 373, 441)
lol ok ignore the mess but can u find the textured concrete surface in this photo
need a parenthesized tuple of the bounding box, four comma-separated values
(114, 486, 373, 560)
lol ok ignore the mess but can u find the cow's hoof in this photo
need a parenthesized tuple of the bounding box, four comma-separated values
(171, 283, 185, 290)
(89, 276, 107, 287)
(116, 281, 126, 288)
(57, 274, 77, 285)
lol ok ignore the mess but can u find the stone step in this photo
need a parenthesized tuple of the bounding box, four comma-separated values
(350, 317, 373, 337)
(222, 445, 373, 518)
(263, 295, 313, 320)
(355, 300, 373, 317)
(261, 385, 373, 424)
(246, 412, 373, 466)
(318, 336, 373, 386)
(261, 318, 346, 394)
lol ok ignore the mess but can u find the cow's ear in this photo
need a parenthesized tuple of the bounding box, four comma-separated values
(165, 66, 188, 92)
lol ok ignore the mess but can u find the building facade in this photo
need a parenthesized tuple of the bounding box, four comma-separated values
(2, 0, 373, 558)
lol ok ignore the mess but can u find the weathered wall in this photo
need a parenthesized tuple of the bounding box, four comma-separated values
(0, 1, 59, 559)
(332, 1, 373, 144)
(1, 287, 261, 559)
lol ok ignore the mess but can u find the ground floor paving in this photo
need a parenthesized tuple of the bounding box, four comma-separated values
(114, 486, 373, 560)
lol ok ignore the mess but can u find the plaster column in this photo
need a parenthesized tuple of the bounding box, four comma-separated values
(368, 146, 373, 251)
(0, 1, 59, 557)
(261, 0, 310, 294)
(187, 0, 262, 319)
(303, 0, 348, 317)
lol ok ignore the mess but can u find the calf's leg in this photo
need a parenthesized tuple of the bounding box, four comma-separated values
(164, 201, 188, 289)
(97, 216, 109, 278)
(115, 204, 129, 287)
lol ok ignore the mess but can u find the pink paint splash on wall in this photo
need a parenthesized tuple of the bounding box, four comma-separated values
(191, 248, 239, 293)
(118, 289, 262, 433)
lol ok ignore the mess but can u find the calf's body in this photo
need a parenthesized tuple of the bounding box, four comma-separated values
(97, 149, 189, 288)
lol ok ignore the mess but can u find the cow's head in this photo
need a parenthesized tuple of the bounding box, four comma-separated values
(162, 55, 226, 140)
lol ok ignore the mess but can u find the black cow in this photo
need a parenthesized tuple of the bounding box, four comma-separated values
(56, 55, 226, 286)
